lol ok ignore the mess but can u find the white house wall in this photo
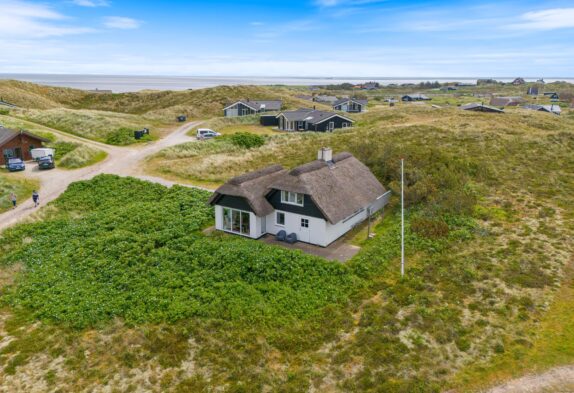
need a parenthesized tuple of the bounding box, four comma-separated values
(324, 209, 368, 246)
(265, 210, 328, 246)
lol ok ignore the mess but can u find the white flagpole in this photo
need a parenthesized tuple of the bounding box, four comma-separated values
(401, 158, 405, 277)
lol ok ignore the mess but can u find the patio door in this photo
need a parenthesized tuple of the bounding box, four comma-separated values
(299, 218, 311, 243)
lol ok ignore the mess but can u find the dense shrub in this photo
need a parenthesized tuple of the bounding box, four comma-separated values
(0, 175, 359, 328)
(51, 141, 78, 160)
(411, 217, 450, 239)
(105, 128, 135, 145)
(229, 132, 265, 149)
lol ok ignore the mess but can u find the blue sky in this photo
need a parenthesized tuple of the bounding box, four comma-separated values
(1, 0, 574, 76)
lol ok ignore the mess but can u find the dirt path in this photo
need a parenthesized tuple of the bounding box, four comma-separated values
(484, 366, 574, 393)
(0, 120, 207, 232)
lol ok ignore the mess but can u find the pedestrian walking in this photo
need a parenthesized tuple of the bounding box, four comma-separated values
(9, 192, 17, 209)
(32, 190, 39, 207)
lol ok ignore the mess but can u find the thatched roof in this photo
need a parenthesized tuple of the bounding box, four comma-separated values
(270, 152, 386, 224)
(210, 152, 387, 224)
(208, 165, 288, 216)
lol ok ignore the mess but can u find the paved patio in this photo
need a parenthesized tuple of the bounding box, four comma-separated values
(261, 234, 361, 262)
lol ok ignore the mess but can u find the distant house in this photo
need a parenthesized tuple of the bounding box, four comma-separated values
(527, 87, 539, 96)
(295, 95, 314, 101)
(523, 104, 561, 115)
(87, 88, 113, 94)
(536, 78, 545, 84)
(461, 103, 505, 113)
(223, 100, 282, 117)
(208, 148, 391, 247)
(313, 95, 339, 104)
(402, 93, 431, 102)
(0, 126, 50, 162)
(544, 92, 560, 101)
(332, 98, 368, 113)
(489, 96, 526, 107)
(355, 82, 379, 90)
(512, 78, 526, 85)
(440, 86, 458, 91)
(276, 109, 354, 132)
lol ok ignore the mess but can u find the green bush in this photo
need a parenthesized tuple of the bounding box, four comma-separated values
(51, 141, 79, 160)
(0, 108, 10, 115)
(105, 128, 135, 145)
(0, 175, 359, 328)
(229, 132, 265, 149)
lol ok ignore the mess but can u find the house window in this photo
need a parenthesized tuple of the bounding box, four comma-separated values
(281, 190, 304, 206)
(276, 212, 285, 226)
(301, 218, 309, 228)
(328, 121, 335, 131)
(222, 207, 250, 236)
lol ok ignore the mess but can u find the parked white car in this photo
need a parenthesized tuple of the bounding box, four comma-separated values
(31, 148, 55, 161)
(196, 129, 221, 140)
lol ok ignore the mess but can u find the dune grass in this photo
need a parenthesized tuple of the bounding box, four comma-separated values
(57, 144, 108, 169)
(0, 175, 39, 213)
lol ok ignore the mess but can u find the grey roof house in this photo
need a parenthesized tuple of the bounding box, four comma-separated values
(332, 98, 368, 113)
(489, 96, 526, 107)
(461, 103, 505, 113)
(209, 148, 391, 247)
(402, 93, 431, 101)
(276, 109, 354, 132)
(223, 100, 282, 117)
(523, 104, 561, 115)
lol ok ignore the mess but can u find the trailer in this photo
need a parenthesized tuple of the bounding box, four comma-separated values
(30, 148, 55, 161)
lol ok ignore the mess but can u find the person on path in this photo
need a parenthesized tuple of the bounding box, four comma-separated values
(32, 190, 39, 207)
(9, 192, 17, 209)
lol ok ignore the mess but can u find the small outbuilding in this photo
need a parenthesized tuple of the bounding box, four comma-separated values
(460, 103, 505, 113)
(0, 126, 50, 161)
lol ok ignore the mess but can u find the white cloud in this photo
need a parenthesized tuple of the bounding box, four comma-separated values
(509, 8, 574, 30)
(71, 0, 110, 7)
(250, 21, 264, 26)
(0, 0, 93, 38)
(103, 16, 142, 30)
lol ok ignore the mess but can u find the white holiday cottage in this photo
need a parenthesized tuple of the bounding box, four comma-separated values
(208, 148, 391, 247)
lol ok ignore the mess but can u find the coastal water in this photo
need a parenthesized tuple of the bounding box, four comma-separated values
(0, 74, 572, 93)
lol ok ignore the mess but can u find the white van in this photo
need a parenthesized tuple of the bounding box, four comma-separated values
(31, 148, 55, 161)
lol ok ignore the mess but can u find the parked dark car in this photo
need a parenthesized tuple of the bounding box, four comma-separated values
(6, 157, 25, 172)
(38, 156, 55, 170)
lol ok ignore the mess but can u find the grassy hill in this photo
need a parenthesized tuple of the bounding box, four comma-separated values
(0, 99, 573, 391)
(0, 80, 320, 144)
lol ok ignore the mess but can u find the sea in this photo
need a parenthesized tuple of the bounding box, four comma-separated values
(0, 74, 572, 93)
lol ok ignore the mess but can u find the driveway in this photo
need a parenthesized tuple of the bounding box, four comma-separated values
(0, 121, 207, 232)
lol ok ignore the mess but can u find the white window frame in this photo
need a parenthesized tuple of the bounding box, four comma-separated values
(222, 207, 251, 236)
(328, 121, 335, 131)
(276, 211, 286, 226)
(281, 190, 304, 207)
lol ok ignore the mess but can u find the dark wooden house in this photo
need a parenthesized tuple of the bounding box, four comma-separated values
(223, 100, 282, 117)
(275, 109, 354, 132)
(0, 126, 49, 161)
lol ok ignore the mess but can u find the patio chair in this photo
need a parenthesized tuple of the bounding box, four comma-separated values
(286, 233, 298, 244)
(276, 230, 287, 242)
